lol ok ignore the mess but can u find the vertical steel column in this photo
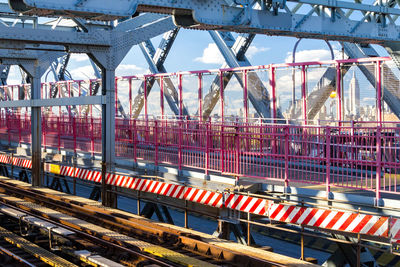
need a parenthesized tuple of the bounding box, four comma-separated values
(101, 68, 116, 208)
(115, 78, 118, 116)
(243, 70, 248, 122)
(41, 84, 46, 150)
(160, 76, 164, 119)
(301, 65, 307, 125)
(198, 74, 202, 122)
(31, 74, 42, 187)
(178, 74, 183, 118)
(336, 63, 342, 124)
(219, 71, 224, 121)
(376, 61, 382, 124)
(270, 66, 276, 121)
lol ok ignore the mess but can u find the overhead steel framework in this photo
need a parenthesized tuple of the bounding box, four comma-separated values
(9, 0, 400, 44)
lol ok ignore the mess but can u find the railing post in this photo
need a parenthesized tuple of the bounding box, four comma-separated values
(198, 73, 202, 122)
(128, 78, 132, 118)
(178, 74, 183, 118)
(375, 126, 382, 206)
(144, 77, 148, 120)
(78, 81, 82, 116)
(301, 65, 307, 125)
(178, 120, 182, 170)
(284, 125, 290, 189)
(376, 61, 383, 125)
(19, 114, 21, 145)
(154, 120, 158, 166)
(336, 63, 342, 126)
(57, 116, 61, 153)
(235, 124, 240, 175)
(6, 108, 9, 146)
(73, 116, 77, 156)
(160, 77, 164, 119)
(219, 71, 224, 122)
(42, 117, 46, 151)
(91, 116, 94, 157)
(205, 120, 210, 175)
(270, 65, 276, 122)
(221, 122, 225, 173)
(326, 126, 331, 198)
(133, 119, 137, 163)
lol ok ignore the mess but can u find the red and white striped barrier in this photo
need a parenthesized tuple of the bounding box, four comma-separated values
(0, 155, 31, 168)
(13, 158, 32, 169)
(224, 193, 267, 216)
(0, 155, 12, 164)
(1, 154, 400, 243)
(267, 202, 399, 240)
(106, 174, 224, 208)
(391, 219, 400, 244)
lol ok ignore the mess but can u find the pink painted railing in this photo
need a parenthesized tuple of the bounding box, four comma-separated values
(0, 56, 399, 198)
(1, 113, 399, 198)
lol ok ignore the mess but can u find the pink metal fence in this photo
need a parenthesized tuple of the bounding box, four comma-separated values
(0, 113, 399, 198)
(0, 57, 399, 198)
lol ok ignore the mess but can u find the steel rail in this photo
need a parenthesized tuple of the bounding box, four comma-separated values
(0, 243, 37, 267)
(0, 202, 177, 267)
(0, 188, 180, 267)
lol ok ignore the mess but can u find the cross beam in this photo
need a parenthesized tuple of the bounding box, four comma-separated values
(10, 0, 400, 44)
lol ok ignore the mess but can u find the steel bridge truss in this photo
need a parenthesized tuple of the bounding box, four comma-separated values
(2, 0, 400, 208)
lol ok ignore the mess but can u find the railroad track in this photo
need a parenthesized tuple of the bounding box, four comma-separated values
(0, 176, 316, 267)
(0, 183, 212, 266)
(0, 201, 176, 267)
(0, 236, 49, 267)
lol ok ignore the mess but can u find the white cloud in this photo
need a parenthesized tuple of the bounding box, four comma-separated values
(116, 64, 145, 76)
(246, 46, 270, 59)
(70, 54, 89, 63)
(285, 49, 340, 63)
(195, 43, 224, 65)
(69, 66, 97, 80)
(195, 43, 270, 64)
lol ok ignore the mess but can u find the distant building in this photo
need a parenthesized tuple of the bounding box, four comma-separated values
(349, 71, 360, 116)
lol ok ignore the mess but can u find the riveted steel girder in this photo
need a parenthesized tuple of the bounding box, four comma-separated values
(10, 0, 400, 44)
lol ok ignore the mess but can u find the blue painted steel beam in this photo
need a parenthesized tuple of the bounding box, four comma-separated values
(9, 0, 400, 44)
